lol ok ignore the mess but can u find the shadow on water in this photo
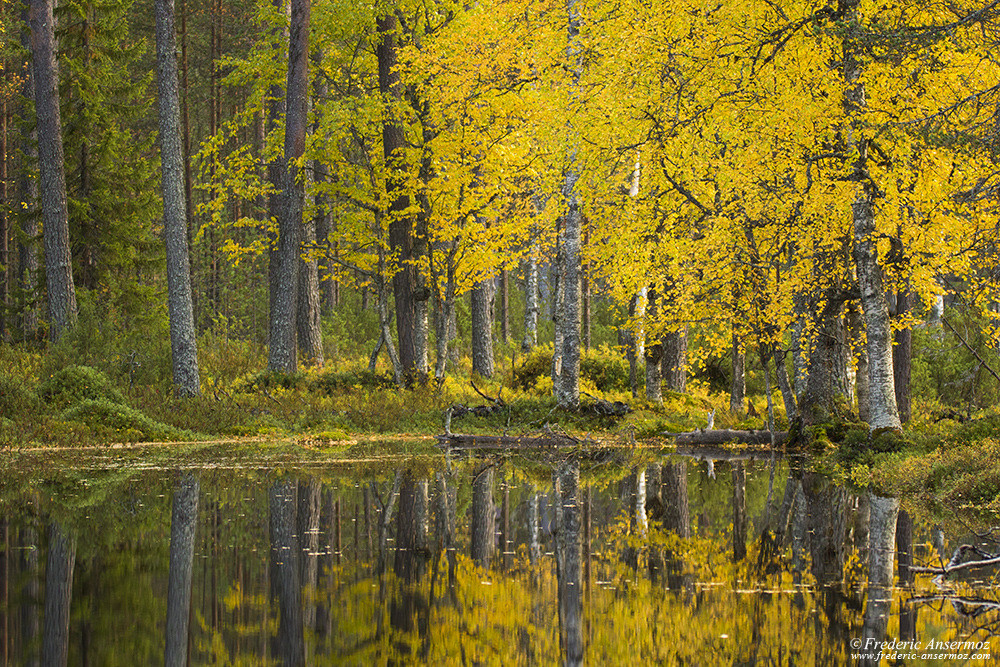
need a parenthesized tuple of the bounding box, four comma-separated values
(0, 444, 998, 664)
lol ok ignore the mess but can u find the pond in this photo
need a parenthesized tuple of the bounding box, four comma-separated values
(0, 443, 996, 665)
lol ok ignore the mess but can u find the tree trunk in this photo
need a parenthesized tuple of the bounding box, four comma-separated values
(499, 268, 509, 342)
(41, 523, 74, 667)
(843, 0, 900, 431)
(434, 254, 456, 381)
(644, 289, 662, 403)
(268, 0, 309, 373)
(799, 292, 849, 425)
(268, 481, 305, 666)
(891, 291, 911, 424)
(729, 333, 745, 415)
(296, 211, 323, 366)
(662, 327, 687, 392)
(521, 244, 538, 352)
(164, 474, 199, 667)
(377, 12, 422, 382)
(471, 277, 495, 378)
(155, 0, 201, 396)
(311, 53, 337, 315)
(554, 0, 582, 410)
(470, 464, 495, 569)
(0, 101, 8, 342)
(772, 343, 796, 421)
(29, 0, 77, 340)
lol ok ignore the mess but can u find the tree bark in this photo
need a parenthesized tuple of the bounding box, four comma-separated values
(644, 289, 663, 403)
(296, 210, 323, 366)
(799, 292, 849, 425)
(0, 101, 8, 342)
(843, 0, 900, 431)
(554, 0, 582, 410)
(662, 327, 687, 392)
(41, 523, 74, 667)
(29, 0, 77, 340)
(471, 277, 495, 378)
(729, 333, 745, 415)
(16, 43, 39, 342)
(155, 0, 201, 396)
(891, 291, 911, 424)
(164, 474, 199, 667)
(520, 245, 538, 352)
(268, 0, 309, 373)
(377, 11, 423, 382)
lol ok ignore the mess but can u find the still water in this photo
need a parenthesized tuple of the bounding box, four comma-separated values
(0, 445, 996, 665)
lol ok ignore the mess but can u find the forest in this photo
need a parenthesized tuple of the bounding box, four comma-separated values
(1, 0, 1000, 452)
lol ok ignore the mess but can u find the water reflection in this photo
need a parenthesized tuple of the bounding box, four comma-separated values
(0, 451, 997, 664)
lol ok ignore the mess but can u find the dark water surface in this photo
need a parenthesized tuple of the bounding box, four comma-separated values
(0, 445, 996, 665)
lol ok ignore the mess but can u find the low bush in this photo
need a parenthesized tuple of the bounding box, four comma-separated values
(39, 365, 127, 409)
(61, 398, 195, 442)
(514, 344, 630, 393)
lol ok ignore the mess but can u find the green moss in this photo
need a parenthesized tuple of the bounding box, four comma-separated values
(39, 365, 126, 409)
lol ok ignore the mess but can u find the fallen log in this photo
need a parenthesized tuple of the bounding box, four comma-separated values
(671, 429, 787, 446)
(436, 433, 595, 450)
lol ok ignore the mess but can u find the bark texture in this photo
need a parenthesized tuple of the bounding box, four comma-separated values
(521, 246, 539, 352)
(155, 0, 201, 396)
(470, 277, 495, 378)
(296, 211, 323, 366)
(164, 474, 199, 667)
(377, 12, 425, 382)
(554, 0, 582, 410)
(268, 0, 310, 373)
(662, 328, 687, 392)
(29, 0, 77, 340)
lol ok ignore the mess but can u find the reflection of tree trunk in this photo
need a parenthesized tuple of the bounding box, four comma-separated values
(394, 471, 429, 583)
(554, 461, 583, 666)
(500, 477, 511, 571)
(896, 509, 916, 641)
(0, 519, 6, 663)
(470, 464, 495, 569)
(790, 478, 807, 581)
(528, 487, 541, 564)
(296, 479, 320, 641)
(268, 481, 305, 666)
(623, 468, 646, 570)
(41, 523, 75, 667)
(803, 473, 847, 586)
(20, 518, 40, 666)
(165, 474, 199, 667)
(732, 462, 746, 562)
(861, 494, 898, 667)
(391, 472, 430, 660)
